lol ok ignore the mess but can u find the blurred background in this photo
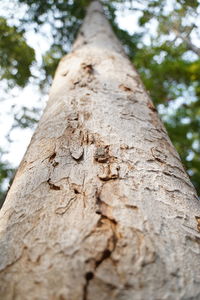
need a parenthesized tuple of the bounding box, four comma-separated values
(0, 0, 200, 207)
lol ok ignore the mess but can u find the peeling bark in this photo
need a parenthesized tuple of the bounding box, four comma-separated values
(0, 1, 200, 299)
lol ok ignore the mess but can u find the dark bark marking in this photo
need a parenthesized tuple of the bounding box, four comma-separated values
(49, 152, 56, 162)
(73, 80, 80, 85)
(47, 179, 61, 191)
(82, 63, 94, 75)
(95, 249, 112, 268)
(85, 272, 94, 281)
(147, 101, 157, 112)
(95, 190, 119, 263)
(49, 152, 59, 167)
(52, 162, 59, 167)
(83, 207, 118, 299)
(74, 188, 81, 194)
(94, 146, 109, 163)
(83, 210, 118, 300)
(83, 271, 94, 300)
(195, 216, 200, 232)
(119, 84, 132, 92)
(125, 204, 138, 210)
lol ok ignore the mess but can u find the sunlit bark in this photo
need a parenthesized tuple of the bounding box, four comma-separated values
(0, 2, 200, 299)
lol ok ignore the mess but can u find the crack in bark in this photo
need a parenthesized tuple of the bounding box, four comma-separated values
(49, 152, 56, 161)
(47, 179, 61, 190)
(82, 189, 119, 300)
(55, 196, 76, 215)
(95, 191, 118, 261)
(83, 271, 94, 300)
(82, 215, 118, 300)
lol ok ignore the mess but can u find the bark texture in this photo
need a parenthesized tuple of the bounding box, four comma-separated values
(0, 2, 200, 299)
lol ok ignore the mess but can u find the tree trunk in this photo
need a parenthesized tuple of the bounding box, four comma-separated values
(0, 2, 200, 299)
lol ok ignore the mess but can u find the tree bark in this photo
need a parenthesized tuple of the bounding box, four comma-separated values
(0, 1, 200, 299)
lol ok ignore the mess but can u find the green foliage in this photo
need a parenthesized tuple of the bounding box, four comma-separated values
(0, 17, 35, 87)
(133, 0, 200, 193)
(41, 46, 65, 88)
(0, 149, 15, 208)
(12, 106, 40, 129)
(164, 102, 200, 193)
(106, 2, 142, 60)
(134, 43, 200, 104)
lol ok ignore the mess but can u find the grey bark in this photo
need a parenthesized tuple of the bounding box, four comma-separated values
(0, 1, 200, 299)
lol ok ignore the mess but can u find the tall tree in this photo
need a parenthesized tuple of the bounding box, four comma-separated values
(0, 1, 200, 299)
(1, 0, 200, 201)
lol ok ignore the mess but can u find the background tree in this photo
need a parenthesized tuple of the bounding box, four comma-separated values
(0, 0, 199, 203)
